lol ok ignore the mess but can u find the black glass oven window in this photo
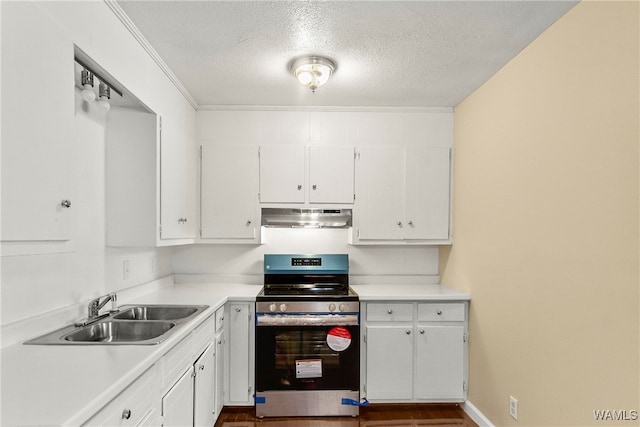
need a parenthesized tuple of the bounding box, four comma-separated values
(255, 325, 359, 392)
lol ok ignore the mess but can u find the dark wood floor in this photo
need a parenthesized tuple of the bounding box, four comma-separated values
(214, 404, 478, 427)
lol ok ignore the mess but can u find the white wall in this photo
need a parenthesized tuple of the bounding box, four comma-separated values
(1, 1, 194, 342)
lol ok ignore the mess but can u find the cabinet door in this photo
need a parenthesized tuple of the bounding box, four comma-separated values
(355, 146, 404, 240)
(160, 117, 197, 240)
(405, 147, 451, 240)
(227, 303, 252, 404)
(162, 367, 194, 427)
(1, 2, 74, 243)
(194, 343, 216, 427)
(309, 146, 354, 203)
(365, 325, 413, 400)
(214, 331, 225, 417)
(415, 325, 465, 400)
(201, 145, 258, 239)
(259, 145, 305, 203)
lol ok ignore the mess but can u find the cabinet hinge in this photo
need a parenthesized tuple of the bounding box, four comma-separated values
(463, 333, 467, 343)
(353, 193, 356, 201)
(200, 145, 203, 159)
(199, 228, 202, 238)
(363, 334, 366, 343)
(463, 381, 466, 391)
(159, 116, 162, 131)
(159, 224, 162, 237)
(363, 384, 366, 393)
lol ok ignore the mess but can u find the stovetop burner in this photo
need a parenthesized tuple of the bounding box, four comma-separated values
(258, 254, 358, 302)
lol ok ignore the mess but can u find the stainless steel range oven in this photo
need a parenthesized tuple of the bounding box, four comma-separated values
(255, 254, 360, 418)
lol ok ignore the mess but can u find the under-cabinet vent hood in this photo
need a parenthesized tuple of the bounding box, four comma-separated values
(261, 208, 352, 228)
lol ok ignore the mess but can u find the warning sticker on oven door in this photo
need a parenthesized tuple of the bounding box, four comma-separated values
(327, 326, 352, 352)
(296, 359, 322, 378)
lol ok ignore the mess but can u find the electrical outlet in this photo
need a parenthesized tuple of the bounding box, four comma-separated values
(509, 396, 518, 420)
(123, 260, 130, 280)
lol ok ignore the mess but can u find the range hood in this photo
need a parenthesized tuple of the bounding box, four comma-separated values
(261, 208, 352, 228)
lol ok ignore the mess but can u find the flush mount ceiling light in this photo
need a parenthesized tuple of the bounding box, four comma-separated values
(291, 56, 336, 93)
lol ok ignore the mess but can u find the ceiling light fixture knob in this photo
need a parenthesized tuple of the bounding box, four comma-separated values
(291, 56, 336, 93)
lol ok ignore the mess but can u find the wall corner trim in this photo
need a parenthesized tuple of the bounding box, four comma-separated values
(103, 0, 199, 109)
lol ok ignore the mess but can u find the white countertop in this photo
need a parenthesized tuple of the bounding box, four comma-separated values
(1, 281, 468, 426)
(352, 284, 471, 301)
(1, 283, 260, 426)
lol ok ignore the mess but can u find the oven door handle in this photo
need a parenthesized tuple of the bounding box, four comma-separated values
(256, 314, 359, 326)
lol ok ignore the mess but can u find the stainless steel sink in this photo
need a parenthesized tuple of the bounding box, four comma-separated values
(24, 304, 209, 345)
(63, 321, 175, 343)
(113, 305, 206, 321)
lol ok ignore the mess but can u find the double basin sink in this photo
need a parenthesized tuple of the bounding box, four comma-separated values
(25, 304, 209, 345)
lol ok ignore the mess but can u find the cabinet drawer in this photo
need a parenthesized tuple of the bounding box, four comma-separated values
(192, 314, 215, 357)
(162, 334, 194, 389)
(84, 365, 158, 426)
(366, 303, 413, 322)
(417, 303, 465, 322)
(215, 306, 224, 332)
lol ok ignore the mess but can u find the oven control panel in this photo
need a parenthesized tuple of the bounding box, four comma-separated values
(257, 301, 360, 314)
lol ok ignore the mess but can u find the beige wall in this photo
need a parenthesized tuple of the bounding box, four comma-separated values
(440, 1, 639, 426)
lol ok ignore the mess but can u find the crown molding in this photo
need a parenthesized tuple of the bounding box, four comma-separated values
(104, 0, 198, 110)
(197, 105, 454, 113)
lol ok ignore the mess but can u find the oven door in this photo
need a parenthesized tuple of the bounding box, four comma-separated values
(255, 318, 359, 392)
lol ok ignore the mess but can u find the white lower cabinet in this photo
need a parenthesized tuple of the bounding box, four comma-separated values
(162, 367, 195, 426)
(193, 342, 216, 427)
(83, 365, 160, 426)
(225, 302, 254, 405)
(362, 301, 468, 402)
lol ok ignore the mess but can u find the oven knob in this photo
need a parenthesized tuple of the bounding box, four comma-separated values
(269, 303, 277, 312)
(328, 303, 336, 312)
(279, 303, 287, 312)
(339, 303, 346, 312)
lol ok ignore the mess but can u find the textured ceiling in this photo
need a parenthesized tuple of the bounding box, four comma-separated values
(117, 1, 577, 108)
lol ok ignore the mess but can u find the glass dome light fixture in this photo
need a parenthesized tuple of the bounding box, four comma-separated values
(98, 82, 111, 111)
(80, 69, 95, 102)
(291, 56, 336, 93)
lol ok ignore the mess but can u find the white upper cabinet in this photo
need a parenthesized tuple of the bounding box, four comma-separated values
(355, 146, 405, 240)
(1, 2, 74, 249)
(159, 116, 197, 240)
(106, 110, 197, 247)
(259, 145, 355, 205)
(404, 146, 451, 240)
(201, 144, 259, 242)
(309, 146, 355, 204)
(353, 145, 451, 244)
(259, 145, 306, 203)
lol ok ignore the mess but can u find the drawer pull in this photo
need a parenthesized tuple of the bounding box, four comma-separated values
(387, 309, 393, 314)
(405, 330, 411, 335)
(436, 310, 443, 315)
(122, 409, 131, 420)
(420, 329, 425, 334)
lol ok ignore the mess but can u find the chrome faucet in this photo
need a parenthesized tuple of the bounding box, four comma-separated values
(87, 292, 118, 321)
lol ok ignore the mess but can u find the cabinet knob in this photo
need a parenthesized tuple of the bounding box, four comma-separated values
(297, 185, 302, 190)
(235, 307, 241, 312)
(420, 329, 425, 334)
(387, 309, 393, 314)
(246, 220, 252, 226)
(408, 221, 414, 226)
(199, 364, 205, 371)
(405, 330, 411, 335)
(397, 221, 402, 227)
(61, 199, 71, 208)
(312, 184, 317, 190)
(122, 409, 132, 420)
(437, 310, 443, 315)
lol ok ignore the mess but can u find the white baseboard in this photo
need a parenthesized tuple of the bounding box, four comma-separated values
(462, 400, 494, 427)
